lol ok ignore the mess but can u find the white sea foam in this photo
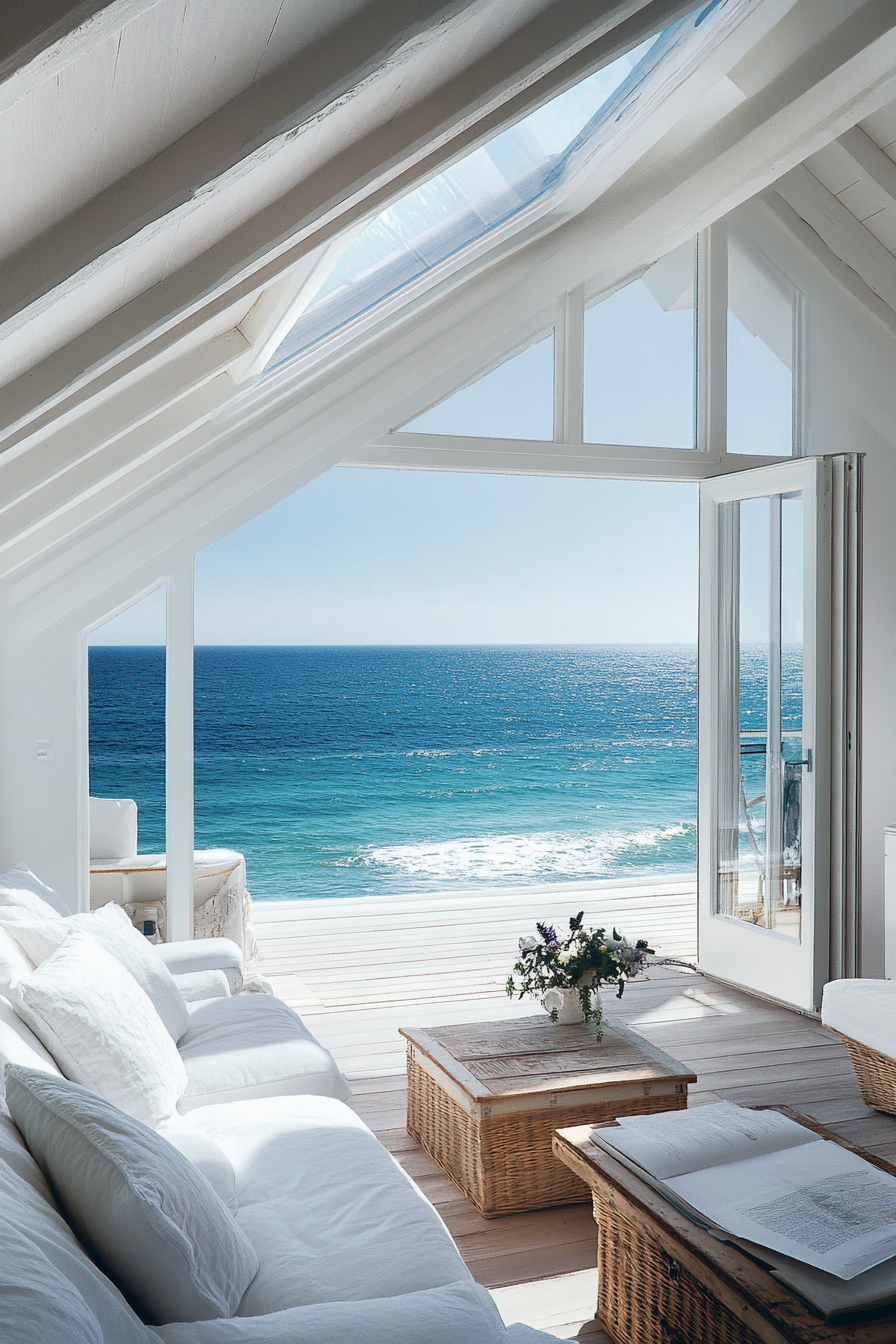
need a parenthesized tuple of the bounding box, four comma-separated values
(354, 822, 694, 882)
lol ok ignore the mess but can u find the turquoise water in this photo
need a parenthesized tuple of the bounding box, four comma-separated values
(88, 645, 698, 901)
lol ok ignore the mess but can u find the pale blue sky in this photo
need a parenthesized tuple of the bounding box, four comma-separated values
(91, 469, 699, 644)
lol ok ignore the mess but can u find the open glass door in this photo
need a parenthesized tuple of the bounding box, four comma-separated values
(698, 457, 836, 1011)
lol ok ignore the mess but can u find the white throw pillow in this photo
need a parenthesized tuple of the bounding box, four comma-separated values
(6, 903, 190, 1042)
(0, 998, 61, 1096)
(5, 1066, 258, 1327)
(10, 932, 187, 1127)
(0, 924, 35, 992)
(0, 1107, 154, 1344)
(0, 863, 70, 917)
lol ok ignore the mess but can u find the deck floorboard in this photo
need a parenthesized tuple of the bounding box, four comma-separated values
(251, 880, 892, 1340)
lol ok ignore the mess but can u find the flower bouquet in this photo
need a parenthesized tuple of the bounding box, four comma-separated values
(505, 912, 652, 1040)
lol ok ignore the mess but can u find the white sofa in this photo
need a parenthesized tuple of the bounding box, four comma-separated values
(0, 867, 554, 1343)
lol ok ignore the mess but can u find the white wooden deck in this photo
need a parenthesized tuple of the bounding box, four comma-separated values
(251, 872, 698, 1078)
(249, 877, 895, 1340)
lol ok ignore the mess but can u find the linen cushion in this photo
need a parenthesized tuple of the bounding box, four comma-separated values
(5, 1066, 258, 1327)
(0, 923, 35, 991)
(0, 1109, 152, 1344)
(174, 968, 233, 1002)
(10, 931, 187, 1126)
(0, 862, 70, 916)
(0, 997, 61, 1097)
(821, 978, 896, 1060)
(153, 1281, 507, 1344)
(176, 995, 351, 1112)
(7, 902, 190, 1042)
(157, 1117, 239, 1213)
(185, 1094, 467, 1313)
(156, 936, 244, 993)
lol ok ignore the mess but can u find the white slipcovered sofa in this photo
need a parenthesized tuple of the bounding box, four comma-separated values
(821, 978, 896, 1115)
(0, 865, 553, 1343)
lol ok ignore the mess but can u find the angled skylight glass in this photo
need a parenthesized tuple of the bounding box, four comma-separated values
(267, 2, 730, 370)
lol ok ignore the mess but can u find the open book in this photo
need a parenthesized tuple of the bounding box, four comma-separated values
(591, 1103, 896, 1313)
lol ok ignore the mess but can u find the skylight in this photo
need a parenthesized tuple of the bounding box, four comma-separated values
(267, 3, 725, 370)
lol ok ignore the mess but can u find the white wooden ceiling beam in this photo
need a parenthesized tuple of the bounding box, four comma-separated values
(0, 330, 248, 531)
(774, 163, 896, 312)
(838, 124, 896, 206)
(0, 2, 162, 107)
(0, 0, 693, 440)
(759, 188, 896, 340)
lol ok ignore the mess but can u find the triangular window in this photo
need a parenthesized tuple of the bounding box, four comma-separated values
(402, 333, 554, 440)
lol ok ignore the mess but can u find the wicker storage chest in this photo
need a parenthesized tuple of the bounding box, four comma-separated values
(554, 1109, 896, 1344)
(400, 1015, 695, 1218)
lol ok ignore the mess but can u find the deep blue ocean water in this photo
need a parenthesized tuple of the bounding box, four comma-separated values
(88, 645, 698, 901)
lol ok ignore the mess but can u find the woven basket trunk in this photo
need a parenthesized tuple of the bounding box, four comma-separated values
(406, 1047, 687, 1218)
(593, 1191, 766, 1344)
(834, 1030, 896, 1115)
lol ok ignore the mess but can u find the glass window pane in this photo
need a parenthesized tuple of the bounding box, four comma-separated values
(727, 237, 794, 456)
(402, 333, 554, 440)
(583, 239, 695, 448)
(714, 492, 804, 939)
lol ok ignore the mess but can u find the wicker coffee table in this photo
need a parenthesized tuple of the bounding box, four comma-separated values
(399, 1015, 695, 1218)
(553, 1108, 896, 1344)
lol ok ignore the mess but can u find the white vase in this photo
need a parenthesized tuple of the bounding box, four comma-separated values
(543, 987, 586, 1024)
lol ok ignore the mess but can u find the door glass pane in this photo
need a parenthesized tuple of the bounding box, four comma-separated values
(584, 239, 696, 448)
(715, 491, 804, 937)
(727, 236, 794, 456)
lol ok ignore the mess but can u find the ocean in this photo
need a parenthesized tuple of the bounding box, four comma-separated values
(87, 645, 698, 901)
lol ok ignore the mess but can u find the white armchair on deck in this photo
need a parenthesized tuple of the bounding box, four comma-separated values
(89, 797, 257, 962)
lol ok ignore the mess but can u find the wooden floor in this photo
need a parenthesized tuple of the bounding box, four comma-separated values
(251, 880, 895, 1341)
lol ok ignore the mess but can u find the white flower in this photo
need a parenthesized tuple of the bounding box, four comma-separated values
(519, 936, 539, 954)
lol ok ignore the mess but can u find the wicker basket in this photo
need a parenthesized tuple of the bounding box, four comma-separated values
(593, 1191, 765, 1344)
(833, 1030, 896, 1115)
(406, 1047, 687, 1218)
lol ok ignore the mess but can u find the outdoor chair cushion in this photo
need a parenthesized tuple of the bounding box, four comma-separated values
(6, 902, 190, 1041)
(0, 1111, 153, 1344)
(10, 932, 187, 1127)
(822, 978, 896, 1060)
(176, 995, 351, 1111)
(6, 1067, 258, 1327)
(183, 1094, 468, 1314)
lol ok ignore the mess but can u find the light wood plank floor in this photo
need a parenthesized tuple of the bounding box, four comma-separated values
(250, 881, 893, 1340)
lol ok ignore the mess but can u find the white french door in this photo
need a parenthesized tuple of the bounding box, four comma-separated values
(698, 455, 861, 1012)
